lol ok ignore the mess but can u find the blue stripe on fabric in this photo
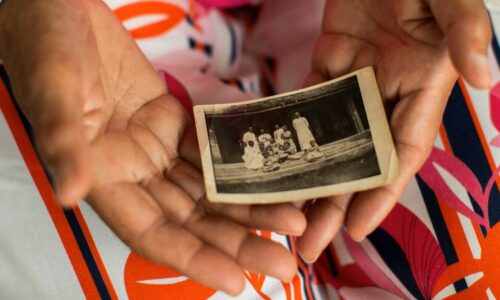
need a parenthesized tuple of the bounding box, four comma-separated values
(64, 209, 111, 300)
(443, 84, 500, 229)
(286, 236, 314, 300)
(490, 13, 500, 66)
(368, 229, 424, 300)
(324, 247, 338, 277)
(226, 21, 237, 65)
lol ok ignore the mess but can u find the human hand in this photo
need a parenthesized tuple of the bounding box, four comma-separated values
(297, 0, 492, 262)
(0, 0, 306, 294)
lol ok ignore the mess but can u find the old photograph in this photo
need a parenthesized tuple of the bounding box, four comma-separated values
(194, 67, 399, 204)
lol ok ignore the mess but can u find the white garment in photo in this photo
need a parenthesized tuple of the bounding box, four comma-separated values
(242, 144, 264, 170)
(258, 133, 273, 148)
(292, 116, 315, 150)
(274, 128, 285, 145)
(242, 131, 258, 145)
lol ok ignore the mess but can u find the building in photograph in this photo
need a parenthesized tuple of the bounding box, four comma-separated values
(206, 77, 369, 164)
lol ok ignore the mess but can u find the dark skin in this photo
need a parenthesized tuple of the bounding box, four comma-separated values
(0, 0, 305, 295)
(0, 0, 492, 294)
(297, 0, 492, 262)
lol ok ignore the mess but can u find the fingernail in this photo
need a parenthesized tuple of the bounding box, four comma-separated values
(471, 53, 492, 88)
(282, 272, 297, 283)
(297, 245, 320, 264)
(301, 255, 318, 264)
(348, 230, 366, 242)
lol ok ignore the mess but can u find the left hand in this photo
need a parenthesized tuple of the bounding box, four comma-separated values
(297, 0, 492, 262)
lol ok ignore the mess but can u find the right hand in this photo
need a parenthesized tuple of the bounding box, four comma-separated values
(296, 0, 491, 263)
(0, 0, 306, 294)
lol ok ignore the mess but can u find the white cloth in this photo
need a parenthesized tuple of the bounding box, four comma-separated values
(306, 145, 324, 162)
(242, 145, 263, 170)
(258, 133, 273, 148)
(282, 130, 297, 153)
(273, 128, 285, 145)
(292, 116, 315, 150)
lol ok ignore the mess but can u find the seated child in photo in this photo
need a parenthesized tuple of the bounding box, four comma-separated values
(282, 127, 297, 154)
(242, 141, 264, 170)
(258, 129, 273, 150)
(262, 145, 281, 172)
(273, 143, 288, 163)
(305, 140, 324, 162)
(284, 141, 302, 160)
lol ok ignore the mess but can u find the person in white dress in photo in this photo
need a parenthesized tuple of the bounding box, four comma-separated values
(258, 129, 273, 149)
(281, 126, 297, 154)
(292, 112, 316, 151)
(273, 124, 285, 146)
(242, 140, 264, 170)
(305, 140, 324, 162)
(242, 126, 257, 146)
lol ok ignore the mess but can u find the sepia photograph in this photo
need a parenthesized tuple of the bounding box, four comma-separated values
(194, 67, 399, 204)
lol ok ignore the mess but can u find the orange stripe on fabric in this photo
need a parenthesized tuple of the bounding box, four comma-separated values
(437, 126, 476, 262)
(114, 1, 185, 39)
(0, 82, 100, 298)
(458, 78, 500, 189)
(297, 262, 314, 299)
(431, 127, 482, 295)
(243, 272, 272, 300)
(73, 208, 118, 299)
(290, 237, 315, 300)
(280, 280, 292, 300)
(286, 237, 303, 300)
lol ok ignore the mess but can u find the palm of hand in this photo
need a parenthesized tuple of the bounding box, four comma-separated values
(84, 2, 306, 294)
(0, 0, 305, 294)
(315, 0, 457, 106)
(298, 0, 469, 261)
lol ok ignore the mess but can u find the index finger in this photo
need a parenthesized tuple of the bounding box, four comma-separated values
(345, 78, 453, 240)
(427, 0, 492, 88)
(87, 182, 247, 295)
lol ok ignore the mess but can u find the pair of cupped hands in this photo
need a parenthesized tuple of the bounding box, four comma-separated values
(0, 0, 492, 295)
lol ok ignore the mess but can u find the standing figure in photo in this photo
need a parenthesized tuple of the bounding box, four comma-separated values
(258, 129, 273, 150)
(292, 112, 316, 151)
(281, 125, 297, 154)
(242, 140, 264, 170)
(273, 124, 285, 146)
(305, 140, 325, 162)
(242, 126, 258, 146)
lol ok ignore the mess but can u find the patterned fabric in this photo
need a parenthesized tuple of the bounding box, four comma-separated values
(0, 1, 498, 299)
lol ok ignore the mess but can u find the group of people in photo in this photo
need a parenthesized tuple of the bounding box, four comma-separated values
(240, 112, 324, 171)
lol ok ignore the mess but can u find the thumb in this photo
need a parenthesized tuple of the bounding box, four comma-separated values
(0, 0, 96, 206)
(29, 64, 92, 207)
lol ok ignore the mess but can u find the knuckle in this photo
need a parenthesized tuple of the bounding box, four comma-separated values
(465, 15, 492, 46)
(448, 12, 491, 47)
